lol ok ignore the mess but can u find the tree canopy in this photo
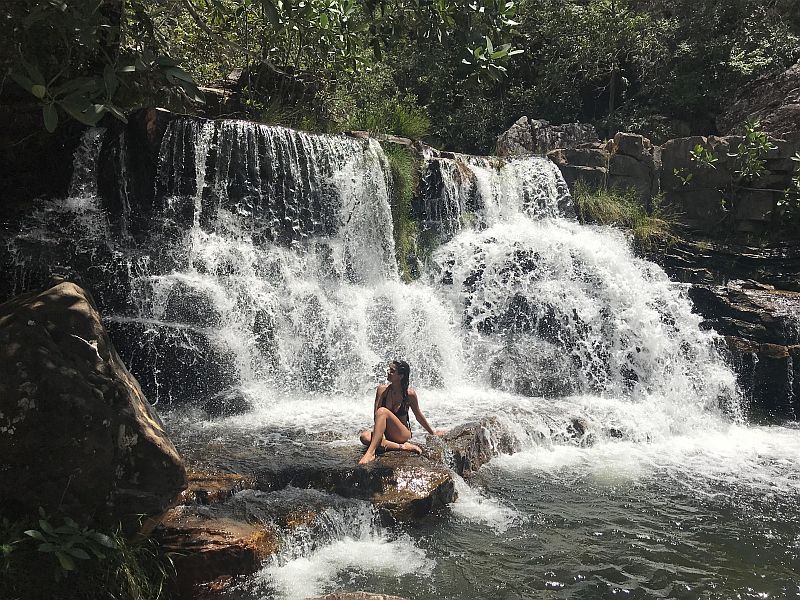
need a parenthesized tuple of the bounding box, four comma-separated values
(2, 0, 798, 150)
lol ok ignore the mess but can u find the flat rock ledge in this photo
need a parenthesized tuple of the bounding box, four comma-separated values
(157, 505, 279, 600)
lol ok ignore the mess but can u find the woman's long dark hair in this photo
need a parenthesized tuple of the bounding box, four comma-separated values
(392, 360, 411, 406)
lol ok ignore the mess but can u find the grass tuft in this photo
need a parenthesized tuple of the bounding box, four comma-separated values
(573, 182, 675, 250)
(347, 96, 431, 140)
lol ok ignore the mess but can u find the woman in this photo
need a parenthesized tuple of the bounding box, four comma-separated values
(358, 360, 446, 465)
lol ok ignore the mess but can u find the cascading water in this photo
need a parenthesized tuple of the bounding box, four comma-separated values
(6, 119, 799, 599)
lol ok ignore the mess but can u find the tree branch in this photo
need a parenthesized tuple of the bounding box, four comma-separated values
(180, 0, 287, 77)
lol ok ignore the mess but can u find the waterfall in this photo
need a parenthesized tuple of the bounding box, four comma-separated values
(111, 118, 464, 408)
(4, 116, 742, 433)
(418, 151, 573, 238)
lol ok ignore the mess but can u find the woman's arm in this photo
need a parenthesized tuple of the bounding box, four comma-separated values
(373, 385, 386, 418)
(408, 389, 446, 436)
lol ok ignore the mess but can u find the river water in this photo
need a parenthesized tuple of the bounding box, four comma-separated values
(7, 120, 800, 599)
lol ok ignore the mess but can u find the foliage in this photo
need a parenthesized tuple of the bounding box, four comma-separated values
(3, 0, 206, 132)
(1, 511, 174, 600)
(346, 95, 431, 139)
(684, 119, 777, 215)
(2, 0, 523, 134)
(730, 119, 777, 183)
(384, 144, 420, 280)
(573, 182, 674, 249)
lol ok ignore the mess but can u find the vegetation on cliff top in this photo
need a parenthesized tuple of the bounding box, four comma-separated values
(3, 1, 799, 150)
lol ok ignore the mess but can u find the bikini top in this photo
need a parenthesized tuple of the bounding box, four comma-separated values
(379, 386, 411, 430)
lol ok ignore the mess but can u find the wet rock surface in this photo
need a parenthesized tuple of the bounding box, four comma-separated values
(651, 237, 800, 291)
(0, 281, 186, 532)
(180, 440, 457, 522)
(689, 281, 800, 420)
(157, 504, 280, 600)
(430, 417, 519, 479)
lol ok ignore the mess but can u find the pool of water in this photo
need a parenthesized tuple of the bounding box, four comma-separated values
(167, 392, 800, 600)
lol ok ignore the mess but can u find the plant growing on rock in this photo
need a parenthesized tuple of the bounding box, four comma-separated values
(682, 119, 777, 217)
(1, 509, 174, 600)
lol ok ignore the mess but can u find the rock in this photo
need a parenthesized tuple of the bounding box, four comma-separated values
(613, 132, 652, 161)
(180, 469, 257, 505)
(368, 452, 456, 520)
(157, 505, 279, 600)
(306, 593, 409, 600)
(0, 282, 186, 532)
(201, 388, 252, 417)
(688, 284, 800, 345)
(548, 147, 609, 169)
(217, 445, 458, 521)
(436, 417, 518, 478)
(651, 237, 800, 291)
(688, 282, 800, 421)
(556, 164, 608, 191)
(497, 117, 599, 156)
(107, 319, 239, 407)
(718, 60, 800, 137)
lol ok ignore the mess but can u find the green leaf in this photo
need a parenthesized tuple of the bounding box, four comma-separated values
(43, 104, 58, 132)
(24, 530, 46, 542)
(163, 66, 195, 83)
(9, 72, 35, 95)
(59, 97, 106, 125)
(54, 550, 76, 571)
(155, 55, 179, 67)
(104, 103, 128, 123)
(37, 542, 56, 552)
(22, 59, 46, 87)
(38, 520, 54, 535)
(66, 547, 90, 560)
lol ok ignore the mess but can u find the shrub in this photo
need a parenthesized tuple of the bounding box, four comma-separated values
(573, 182, 674, 250)
(0, 511, 174, 600)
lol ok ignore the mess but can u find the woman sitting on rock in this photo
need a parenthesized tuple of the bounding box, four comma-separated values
(358, 360, 446, 464)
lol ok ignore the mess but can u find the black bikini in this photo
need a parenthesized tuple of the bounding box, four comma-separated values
(379, 386, 412, 436)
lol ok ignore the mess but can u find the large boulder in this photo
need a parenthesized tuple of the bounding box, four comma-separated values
(497, 117, 599, 156)
(0, 281, 186, 531)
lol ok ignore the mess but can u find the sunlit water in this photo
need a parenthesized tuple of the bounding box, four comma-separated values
(6, 123, 799, 599)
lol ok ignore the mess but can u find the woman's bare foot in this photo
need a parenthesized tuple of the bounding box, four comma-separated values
(399, 441, 422, 455)
(358, 451, 377, 465)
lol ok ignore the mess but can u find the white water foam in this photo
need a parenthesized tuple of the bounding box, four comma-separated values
(493, 422, 800, 498)
(244, 497, 433, 600)
(451, 475, 522, 533)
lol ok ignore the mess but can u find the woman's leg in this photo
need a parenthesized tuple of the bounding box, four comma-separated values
(359, 407, 416, 464)
(360, 430, 421, 455)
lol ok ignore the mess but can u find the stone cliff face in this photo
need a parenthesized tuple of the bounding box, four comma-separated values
(718, 59, 800, 138)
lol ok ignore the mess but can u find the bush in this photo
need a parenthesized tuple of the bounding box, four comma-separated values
(573, 182, 674, 250)
(0, 512, 174, 600)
